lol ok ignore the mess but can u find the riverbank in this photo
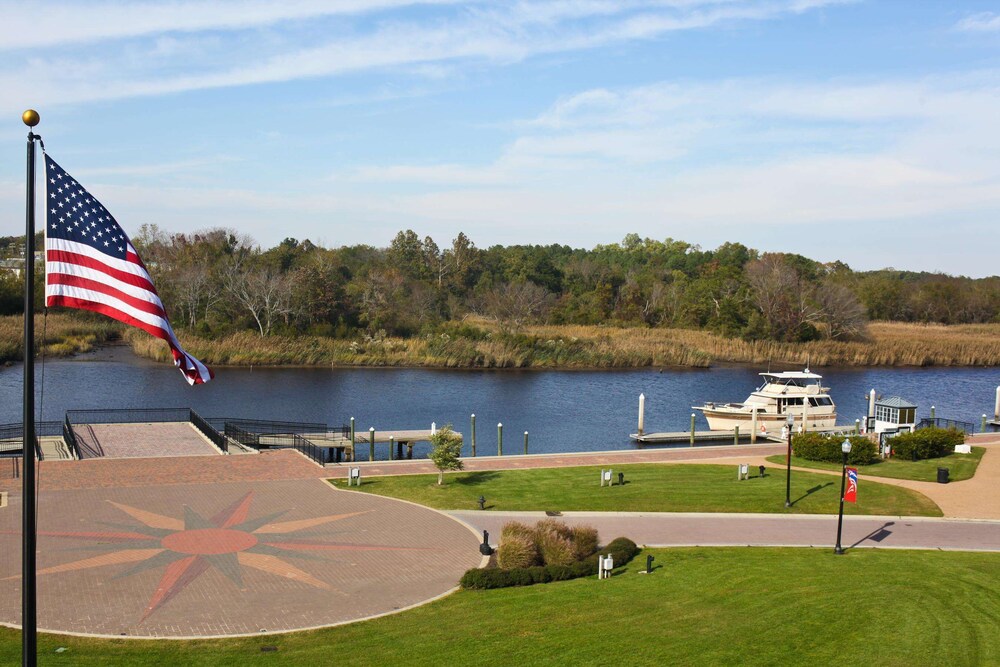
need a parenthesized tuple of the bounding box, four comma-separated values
(0, 313, 121, 363)
(126, 320, 1000, 368)
(4, 315, 999, 368)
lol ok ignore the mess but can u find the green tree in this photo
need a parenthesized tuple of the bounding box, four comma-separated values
(428, 426, 464, 485)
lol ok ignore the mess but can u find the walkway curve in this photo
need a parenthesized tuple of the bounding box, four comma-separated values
(451, 511, 1000, 552)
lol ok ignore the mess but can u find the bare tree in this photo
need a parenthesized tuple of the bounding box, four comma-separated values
(745, 254, 818, 341)
(816, 282, 868, 340)
(351, 267, 405, 334)
(477, 281, 554, 334)
(224, 258, 293, 336)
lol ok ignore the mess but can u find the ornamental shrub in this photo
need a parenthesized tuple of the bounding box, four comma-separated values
(459, 536, 639, 590)
(497, 533, 538, 570)
(570, 525, 600, 560)
(792, 433, 878, 465)
(889, 427, 964, 461)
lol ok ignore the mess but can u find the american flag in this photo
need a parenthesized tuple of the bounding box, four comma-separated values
(43, 154, 213, 385)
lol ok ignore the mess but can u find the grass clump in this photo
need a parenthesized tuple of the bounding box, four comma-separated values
(497, 523, 538, 569)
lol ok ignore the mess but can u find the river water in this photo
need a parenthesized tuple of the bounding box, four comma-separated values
(1, 346, 997, 455)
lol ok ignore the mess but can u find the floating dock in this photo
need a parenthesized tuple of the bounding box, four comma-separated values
(631, 425, 857, 446)
(631, 430, 781, 446)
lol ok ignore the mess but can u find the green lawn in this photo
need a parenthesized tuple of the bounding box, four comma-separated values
(4, 548, 997, 666)
(331, 463, 941, 516)
(766, 447, 986, 482)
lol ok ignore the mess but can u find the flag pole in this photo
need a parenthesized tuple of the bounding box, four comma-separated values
(21, 108, 40, 667)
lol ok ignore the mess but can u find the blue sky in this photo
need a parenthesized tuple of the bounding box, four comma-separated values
(1, 1, 999, 277)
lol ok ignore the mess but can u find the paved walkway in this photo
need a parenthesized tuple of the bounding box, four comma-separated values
(452, 511, 1000, 552)
(0, 450, 483, 638)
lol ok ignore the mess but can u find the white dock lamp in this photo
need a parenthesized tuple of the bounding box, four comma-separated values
(834, 438, 853, 555)
(784, 413, 795, 508)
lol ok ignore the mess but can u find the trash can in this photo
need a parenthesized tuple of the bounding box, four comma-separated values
(937, 467, 949, 484)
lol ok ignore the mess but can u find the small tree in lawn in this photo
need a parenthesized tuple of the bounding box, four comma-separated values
(428, 425, 463, 485)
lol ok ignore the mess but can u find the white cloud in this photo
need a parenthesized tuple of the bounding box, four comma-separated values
(339, 72, 1000, 275)
(0, 0, 849, 112)
(955, 12, 1000, 32)
(0, 1, 465, 51)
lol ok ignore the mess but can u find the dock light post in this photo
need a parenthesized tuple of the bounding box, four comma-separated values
(834, 439, 853, 555)
(369, 427, 375, 462)
(785, 413, 794, 508)
(497, 423, 503, 456)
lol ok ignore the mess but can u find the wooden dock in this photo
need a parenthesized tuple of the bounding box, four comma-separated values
(631, 425, 858, 446)
(299, 429, 462, 463)
(631, 430, 781, 445)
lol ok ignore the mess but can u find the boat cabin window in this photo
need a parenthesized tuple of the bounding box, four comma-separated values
(809, 397, 833, 407)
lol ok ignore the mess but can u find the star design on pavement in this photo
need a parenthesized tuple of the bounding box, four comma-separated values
(5, 491, 431, 622)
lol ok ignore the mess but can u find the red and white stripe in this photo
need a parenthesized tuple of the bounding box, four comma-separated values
(43, 181, 212, 384)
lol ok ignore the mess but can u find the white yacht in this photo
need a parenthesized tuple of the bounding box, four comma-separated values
(693, 369, 837, 432)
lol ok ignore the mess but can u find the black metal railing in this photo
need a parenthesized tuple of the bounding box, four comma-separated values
(0, 421, 64, 458)
(224, 423, 260, 450)
(190, 409, 227, 453)
(73, 423, 105, 459)
(219, 418, 327, 436)
(62, 415, 80, 459)
(917, 417, 977, 434)
(290, 432, 326, 465)
(66, 408, 193, 425)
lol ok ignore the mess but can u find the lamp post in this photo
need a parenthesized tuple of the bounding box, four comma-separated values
(834, 438, 853, 555)
(784, 413, 794, 508)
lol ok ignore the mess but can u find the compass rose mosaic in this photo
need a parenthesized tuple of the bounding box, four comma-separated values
(0, 468, 483, 637)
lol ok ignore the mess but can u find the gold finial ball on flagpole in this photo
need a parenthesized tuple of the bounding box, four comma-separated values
(22, 109, 40, 127)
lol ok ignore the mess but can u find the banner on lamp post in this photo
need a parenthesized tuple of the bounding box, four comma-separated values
(844, 468, 858, 503)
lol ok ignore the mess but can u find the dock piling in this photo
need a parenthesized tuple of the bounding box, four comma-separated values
(524, 430, 529, 455)
(471, 414, 477, 457)
(369, 427, 375, 462)
(638, 393, 645, 436)
(498, 423, 503, 456)
(734, 425, 739, 446)
(389, 435, 394, 461)
(689, 413, 696, 446)
(995, 386, 999, 421)
(751, 408, 758, 444)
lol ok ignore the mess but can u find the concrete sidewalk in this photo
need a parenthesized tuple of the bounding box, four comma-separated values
(451, 510, 1000, 553)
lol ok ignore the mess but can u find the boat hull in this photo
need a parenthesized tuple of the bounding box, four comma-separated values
(698, 409, 837, 433)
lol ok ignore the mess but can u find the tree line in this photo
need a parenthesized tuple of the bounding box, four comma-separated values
(1, 229, 998, 342)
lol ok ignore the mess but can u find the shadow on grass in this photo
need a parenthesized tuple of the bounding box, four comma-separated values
(456, 471, 501, 486)
(790, 482, 832, 506)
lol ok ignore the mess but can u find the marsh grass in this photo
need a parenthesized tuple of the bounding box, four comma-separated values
(8, 314, 999, 368)
(0, 313, 121, 363)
